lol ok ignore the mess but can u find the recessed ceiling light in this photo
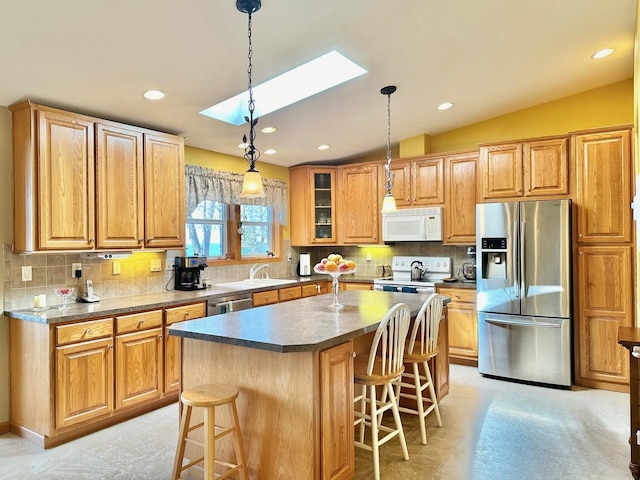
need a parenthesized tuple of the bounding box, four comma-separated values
(437, 102, 454, 111)
(316, 144, 331, 151)
(591, 48, 614, 59)
(264, 149, 277, 155)
(200, 50, 367, 125)
(143, 90, 165, 100)
(261, 126, 277, 134)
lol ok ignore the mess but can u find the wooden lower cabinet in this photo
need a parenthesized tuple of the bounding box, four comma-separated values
(340, 282, 373, 291)
(55, 337, 114, 429)
(164, 302, 206, 393)
(437, 287, 477, 365)
(279, 285, 302, 302)
(302, 282, 328, 297)
(321, 341, 355, 480)
(253, 289, 279, 306)
(575, 245, 633, 390)
(618, 328, 640, 479)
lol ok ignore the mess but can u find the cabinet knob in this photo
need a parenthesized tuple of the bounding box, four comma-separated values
(138, 238, 144, 243)
(578, 233, 583, 238)
(109, 344, 114, 349)
(633, 346, 640, 358)
(147, 237, 154, 241)
(351, 352, 357, 358)
(85, 329, 91, 334)
(88, 238, 95, 244)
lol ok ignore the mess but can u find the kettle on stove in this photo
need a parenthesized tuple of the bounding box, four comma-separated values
(411, 260, 426, 282)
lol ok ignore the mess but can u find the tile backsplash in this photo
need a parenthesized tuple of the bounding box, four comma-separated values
(3, 244, 292, 310)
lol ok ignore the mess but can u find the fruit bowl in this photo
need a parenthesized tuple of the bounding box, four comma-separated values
(313, 254, 357, 309)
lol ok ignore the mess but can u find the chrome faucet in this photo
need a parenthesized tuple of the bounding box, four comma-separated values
(249, 263, 269, 280)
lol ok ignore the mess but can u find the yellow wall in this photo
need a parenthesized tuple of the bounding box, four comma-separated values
(426, 79, 634, 153)
(185, 146, 289, 182)
(0, 108, 12, 424)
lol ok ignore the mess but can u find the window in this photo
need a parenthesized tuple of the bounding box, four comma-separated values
(185, 202, 275, 260)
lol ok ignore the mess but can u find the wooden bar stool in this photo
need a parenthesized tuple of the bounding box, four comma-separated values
(172, 383, 248, 480)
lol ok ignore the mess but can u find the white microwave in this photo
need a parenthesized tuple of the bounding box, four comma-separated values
(382, 207, 443, 242)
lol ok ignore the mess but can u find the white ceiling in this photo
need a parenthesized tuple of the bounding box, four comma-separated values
(0, 0, 635, 168)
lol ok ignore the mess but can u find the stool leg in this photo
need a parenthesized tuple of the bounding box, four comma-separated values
(413, 361, 427, 445)
(369, 384, 381, 480)
(423, 360, 442, 427)
(204, 406, 216, 480)
(172, 405, 193, 480)
(229, 399, 249, 480)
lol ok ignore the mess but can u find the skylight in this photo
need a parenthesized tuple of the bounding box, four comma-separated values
(200, 50, 367, 125)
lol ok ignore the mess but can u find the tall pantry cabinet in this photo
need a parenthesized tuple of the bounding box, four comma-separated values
(573, 126, 634, 391)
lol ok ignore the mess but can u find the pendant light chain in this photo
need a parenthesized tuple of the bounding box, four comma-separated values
(244, 11, 260, 167)
(384, 87, 395, 195)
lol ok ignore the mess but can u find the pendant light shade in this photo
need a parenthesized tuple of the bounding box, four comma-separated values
(238, 0, 266, 199)
(381, 85, 397, 213)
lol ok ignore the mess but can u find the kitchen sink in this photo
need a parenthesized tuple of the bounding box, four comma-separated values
(216, 278, 297, 290)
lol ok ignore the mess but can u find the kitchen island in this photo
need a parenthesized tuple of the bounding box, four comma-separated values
(169, 290, 449, 480)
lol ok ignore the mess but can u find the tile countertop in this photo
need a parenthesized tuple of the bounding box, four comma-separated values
(4, 274, 380, 324)
(170, 290, 449, 353)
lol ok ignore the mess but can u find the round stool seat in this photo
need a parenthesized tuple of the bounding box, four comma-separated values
(181, 384, 239, 408)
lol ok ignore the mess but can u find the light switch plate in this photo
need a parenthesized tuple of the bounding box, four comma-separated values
(21, 266, 32, 282)
(112, 261, 121, 275)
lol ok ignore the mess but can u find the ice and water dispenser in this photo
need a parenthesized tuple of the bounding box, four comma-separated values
(479, 238, 507, 279)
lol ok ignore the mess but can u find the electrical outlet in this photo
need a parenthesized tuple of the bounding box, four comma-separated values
(112, 261, 121, 275)
(150, 259, 162, 272)
(21, 266, 32, 282)
(287, 252, 293, 262)
(72, 263, 82, 278)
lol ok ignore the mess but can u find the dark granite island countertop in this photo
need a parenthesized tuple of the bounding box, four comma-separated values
(169, 290, 440, 353)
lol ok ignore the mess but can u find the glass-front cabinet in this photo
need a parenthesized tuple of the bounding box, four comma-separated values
(289, 166, 337, 245)
(313, 171, 335, 242)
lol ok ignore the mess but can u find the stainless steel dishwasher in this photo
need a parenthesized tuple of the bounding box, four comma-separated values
(207, 293, 253, 315)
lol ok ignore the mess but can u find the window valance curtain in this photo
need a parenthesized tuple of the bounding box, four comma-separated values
(185, 164, 288, 224)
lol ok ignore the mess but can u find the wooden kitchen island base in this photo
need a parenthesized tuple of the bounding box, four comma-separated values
(172, 291, 450, 480)
(181, 339, 352, 480)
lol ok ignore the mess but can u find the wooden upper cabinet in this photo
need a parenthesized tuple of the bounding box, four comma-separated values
(37, 108, 96, 250)
(338, 163, 379, 244)
(289, 166, 337, 245)
(443, 152, 478, 245)
(574, 128, 632, 244)
(144, 133, 185, 248)
(412, 156, 444, 205)
(480, 137, 568, 201)
(524, 138, 569, 197)
(480, 143, 523, 199)
(95, 123, 144, 249)
(386, 160, 412, 207)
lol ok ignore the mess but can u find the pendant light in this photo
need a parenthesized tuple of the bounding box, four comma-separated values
(381, 85, 397, 213)
(238, 0, 266, 198)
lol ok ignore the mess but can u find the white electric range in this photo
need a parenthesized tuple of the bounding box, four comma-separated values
(373, 256, 453, 293)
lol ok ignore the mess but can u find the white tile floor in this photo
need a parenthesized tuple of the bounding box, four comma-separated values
(0, 365, 632, 480)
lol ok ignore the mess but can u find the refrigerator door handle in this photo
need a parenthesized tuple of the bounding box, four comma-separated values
(485, 317, 561, 328)
(513, 221, 519, 298)
(520, 221, 526, 297)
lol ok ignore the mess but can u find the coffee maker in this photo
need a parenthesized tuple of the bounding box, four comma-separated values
(460, 246, 476, 282)
(174, 256, 208, 291)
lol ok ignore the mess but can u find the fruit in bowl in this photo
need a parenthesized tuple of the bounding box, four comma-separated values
(314, 254, 357, 274)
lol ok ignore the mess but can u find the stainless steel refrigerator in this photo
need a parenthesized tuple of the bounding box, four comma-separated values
(476, 199, 572, 387)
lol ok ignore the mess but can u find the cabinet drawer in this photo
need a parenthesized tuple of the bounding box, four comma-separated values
(302, 284, 321, 297)
(165, 302, 205, 325)
(279, 286, 302, 302)
(438, 287, 476, 304)
(253, 290, 279, 307)
(116, 310, 163, 334)
(56, 318, 113, 346)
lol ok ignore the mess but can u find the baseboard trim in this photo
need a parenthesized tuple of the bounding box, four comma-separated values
(0, 420, 10, 435)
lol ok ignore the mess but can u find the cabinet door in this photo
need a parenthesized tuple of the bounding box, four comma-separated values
(278, 286, 302, 302)
(444, 152, 478, 244)
(310, 169, 337, 243)
(144, 133, 185, 248)
(253, 290, 279, 306)
(339, 164, 379, 244)
(574, 129, 632, 243)
(480, 144, 523, 199)
(56, 337, 113, 428)
(387, 160, 412, 207)
(523, 137, 568, 197)
(164, 303, 205, 393)
(320, 341, 354, 480)
(115, 327, 163, 409)
(412, 157, 444, 205)
(95, 123, 145, 249)
(289, 167, 312, 245)
(440, 289, 477, 362)
(576, 246, 633, 388)
(37, 109, 95, 250)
